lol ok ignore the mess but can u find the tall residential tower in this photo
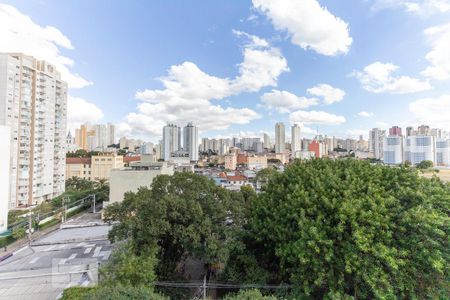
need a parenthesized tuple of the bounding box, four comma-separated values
(0, 53, 67, 208)
(275, 122, 285, 153)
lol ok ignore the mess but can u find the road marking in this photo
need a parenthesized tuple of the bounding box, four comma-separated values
(13, 246, 28, 255)
(44, 245, 56, 251)
(84, 244, 95, 248)
(68, 253, 77, 260)
(76, 242, 86, 247)
(29, 257, 40, 264)
(58, 245, 65, 249)
(59, 258, 68, 264)
(84, 247, 92, 254)
(92, 246, 102, 257)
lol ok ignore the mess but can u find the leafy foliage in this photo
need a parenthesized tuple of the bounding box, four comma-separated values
(416, 159, 434, 169)
(246, 159, 449, 298)
(223, 289, 280, 300)
(61, 285, 168, 300)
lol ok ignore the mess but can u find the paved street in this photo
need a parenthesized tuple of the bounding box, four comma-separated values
(0, 212, 112, 300)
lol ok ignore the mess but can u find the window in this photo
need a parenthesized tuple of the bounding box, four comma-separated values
(416, 137, 431, 147)
(387, 137, 400, 146)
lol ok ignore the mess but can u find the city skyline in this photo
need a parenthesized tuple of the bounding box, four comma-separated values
(1, 1, 450, 143)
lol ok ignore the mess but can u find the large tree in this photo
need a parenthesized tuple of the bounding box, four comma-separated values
(246, 159, 449, 298)
(104, 172, 246, 295)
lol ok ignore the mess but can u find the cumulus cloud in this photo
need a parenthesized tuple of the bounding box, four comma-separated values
(289, 110, 346, 125)
(422, 23, 450, 80)
(0, 4, 91, 88)
(357, 111, 374, 117)
(261, 84, 345, 113)
(353, 62, 432, 94)
(121, 31, 289, 139)
(261, 90, 319, 113)
(409, 94, 450, 129)
(252, 0, 352, 56)
(67, 96, 104, 131)
(372, 0, 450, 16)
(307, 84, 345, 104)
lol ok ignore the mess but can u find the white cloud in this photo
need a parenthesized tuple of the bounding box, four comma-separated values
(409, 94, 450, 129)
(67, 96, 104, 131)
(372, 0, 450, 16)
(353, 62, 432, 94)
(121, 31, 288, 139)
(0, 4, 91, 88)
(357, 111, 374, 117)
(307, 83, 345, 104)
(261, 90, 319, 113)
(289, 110, 346, 125)
(422, 23, 450, 80)
(252, 0, 352, 56)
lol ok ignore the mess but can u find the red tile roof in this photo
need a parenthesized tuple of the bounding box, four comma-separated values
(66, 157, 91, 164)
(123, 156, 141, 163)
(227, 175, 247, 181)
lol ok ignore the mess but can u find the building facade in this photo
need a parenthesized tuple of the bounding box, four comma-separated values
(183, 122, 198, 161)
(275, 122, 285, 153)
(0, 53, 67, 208)
(163, 124, 181, 161)
(369, 128, 385, 160)
(405, 135, 436, 165)
(291, 124, 301, 156)
(383, 135, 404, 165)
(0, 126, 11, 233)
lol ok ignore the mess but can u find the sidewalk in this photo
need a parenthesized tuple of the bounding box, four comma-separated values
(0, 211, 97, 255)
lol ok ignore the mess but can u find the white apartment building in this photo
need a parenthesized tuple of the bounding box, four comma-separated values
(291, 124, 301, 156)
(163, 124, 181, 161)
(0, 126, 11, 233)
(275, 122, 285, 153)
(183, 122, 198, 161)
(383, 135, 404, 165)
(436, 139, 450, 166)
(405, 135, 436, 165)
(263, 133, 271, 149)
(0, 53, 67, 208)
(369, 128, 385, 160)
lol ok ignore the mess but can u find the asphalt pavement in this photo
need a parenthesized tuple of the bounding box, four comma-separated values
(0, 212, 112, 300)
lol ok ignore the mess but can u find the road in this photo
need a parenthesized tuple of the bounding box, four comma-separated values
(0, 212, 112, 300)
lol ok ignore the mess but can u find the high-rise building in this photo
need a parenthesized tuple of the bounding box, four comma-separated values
(74, 123, 115, 151)
(140, 142, 154, 155)
(405, 135, 436, 165)
(389, 126, 402, 136)
(369, 128, 385, 160)
(183, 122, 198, 161)
(0, 53, 67, 208)
(418, 125, 430, 135)
(0, 126, 10, 233)
(263, 133, 271, 149)
(107, 123, 116, 145)
(275, 122, 285, 153)
(383, 135, 404, 165)
(436, 139, 450, 166)
(291, 124, 301, 155)
(163, 124, 181, 161)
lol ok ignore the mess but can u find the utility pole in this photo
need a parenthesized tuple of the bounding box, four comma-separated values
(93, 194, 96, 214)
(203, 272, 206, 300)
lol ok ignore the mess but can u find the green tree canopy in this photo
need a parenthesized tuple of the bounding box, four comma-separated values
(416, 160, 434, 169)
(246, 159, 449, 298)
(104, 172, 246, 285)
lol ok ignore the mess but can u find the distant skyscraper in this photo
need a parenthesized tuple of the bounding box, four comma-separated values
(263, 133, 271, 149)
(183, 122, 198, 161)
(275, 122, 285, 153)
(389, 126, 402, 136)
(369, 128, 385, 160)
(163, 124, 181, 161)
(0, 53, 67, 208)
(107, 123, 116, 145)
(291, 124, 301, 155)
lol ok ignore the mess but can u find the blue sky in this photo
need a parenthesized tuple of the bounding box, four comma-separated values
(1, 0, 450, 142)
